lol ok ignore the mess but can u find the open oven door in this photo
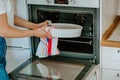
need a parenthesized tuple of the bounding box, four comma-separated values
(9, 56, 95, 80)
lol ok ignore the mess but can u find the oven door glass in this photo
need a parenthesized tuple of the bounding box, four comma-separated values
(9, 57, 94, 80)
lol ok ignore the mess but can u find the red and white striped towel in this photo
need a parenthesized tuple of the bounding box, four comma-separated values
(36, 27, 60, 58)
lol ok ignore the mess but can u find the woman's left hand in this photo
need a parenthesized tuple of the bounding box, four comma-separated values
(34, 20, 49, 29)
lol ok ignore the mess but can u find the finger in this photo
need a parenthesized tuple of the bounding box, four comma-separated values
(40, 21, 49, 27)
(44, 21, 49, 26)
(43, 33, 48, 38)
(41, 31, 50, 38)
(38, 22, 47, 28)
(46, 32, 52, 39)
(45, 27, 51, 32)
(38, 22, 44, 27)
(43, 30, 51, 38)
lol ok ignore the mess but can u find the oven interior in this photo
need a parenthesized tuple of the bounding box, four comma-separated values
(37, 10, 93, 54)
(9, 5, 100, 80)
(31, 5, 99, 60)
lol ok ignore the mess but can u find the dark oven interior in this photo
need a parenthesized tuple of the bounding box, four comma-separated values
(30, 5, 99, 61)
(37, 10, 93, 53)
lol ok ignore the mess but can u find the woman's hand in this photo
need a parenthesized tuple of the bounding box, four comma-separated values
(34, 20, 50, 29)
(33, 25, 52, 39)
(32, 20, 52, 39)
(37, 21, 48, 28)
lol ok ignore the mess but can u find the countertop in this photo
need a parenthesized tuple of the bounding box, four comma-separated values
(101, 16, 120, 48)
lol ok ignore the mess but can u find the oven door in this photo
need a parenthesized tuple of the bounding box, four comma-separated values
(9, 56, 95, 80)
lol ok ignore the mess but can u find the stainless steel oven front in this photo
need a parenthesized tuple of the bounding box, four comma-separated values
(9, 0, 100, 80)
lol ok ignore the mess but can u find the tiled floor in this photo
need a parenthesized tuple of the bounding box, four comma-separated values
(6, 47, 31, 73)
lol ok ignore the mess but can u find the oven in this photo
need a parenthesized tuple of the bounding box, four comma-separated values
(9, 0, 100, 80)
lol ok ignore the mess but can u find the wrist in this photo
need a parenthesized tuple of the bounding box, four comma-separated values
(26, 29, 36, 37)
(31, 23, 39, 29)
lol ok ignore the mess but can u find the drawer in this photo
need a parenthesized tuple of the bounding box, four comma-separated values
(6, 37, 30, 49)
(101, 46, 120, 70)
(102, 69, 120, 80)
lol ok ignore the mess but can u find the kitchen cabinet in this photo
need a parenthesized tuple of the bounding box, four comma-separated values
(101, 46, 120, 70)
(6, 36, 30, 49)
(6, 0, 30, 49)
(102, 69, 120, 80)
(6, 47, 31, 73)
(85, 66, 100, 80)
(101, 46, 120, 80)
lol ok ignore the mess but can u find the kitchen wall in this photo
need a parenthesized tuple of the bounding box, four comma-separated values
(118, 0, 120, 15)
(102, 0, 118, 34)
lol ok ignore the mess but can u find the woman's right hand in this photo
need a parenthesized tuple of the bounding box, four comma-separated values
(33, 26, 52, 39)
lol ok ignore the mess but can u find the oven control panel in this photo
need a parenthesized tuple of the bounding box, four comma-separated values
(27, 0, 99, 8)
(54, 0, 68, 4)
(47, 0, 76, 4)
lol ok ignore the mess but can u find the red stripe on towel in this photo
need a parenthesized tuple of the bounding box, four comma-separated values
(48, 39, 52, 56)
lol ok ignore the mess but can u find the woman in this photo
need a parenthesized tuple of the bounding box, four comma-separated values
(0, 0, 52, 79)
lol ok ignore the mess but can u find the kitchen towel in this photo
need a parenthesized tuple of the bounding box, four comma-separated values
(36, 27, 60, 58)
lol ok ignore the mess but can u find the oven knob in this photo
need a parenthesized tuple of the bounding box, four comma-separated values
(47, 0, 52, 3)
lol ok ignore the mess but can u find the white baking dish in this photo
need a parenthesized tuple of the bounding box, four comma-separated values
(50, 23, 83, 38)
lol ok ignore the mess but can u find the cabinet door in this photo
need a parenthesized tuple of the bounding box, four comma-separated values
(102, 69, 120, 80)
(6, 37, 30, 49)
(85, 66, 99, 80)
(6, 47, 31, 73)
(101, 46, 120, 70)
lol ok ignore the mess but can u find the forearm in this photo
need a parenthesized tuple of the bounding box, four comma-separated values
(0, 14, 51, 38)
(1, 25, 35, 38)
(14, 15, 38, 29)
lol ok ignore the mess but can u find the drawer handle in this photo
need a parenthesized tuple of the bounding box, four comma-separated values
(94, 71, 97, 76)
(118, 50, 120, 53)
(117, 74, 119, 77)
